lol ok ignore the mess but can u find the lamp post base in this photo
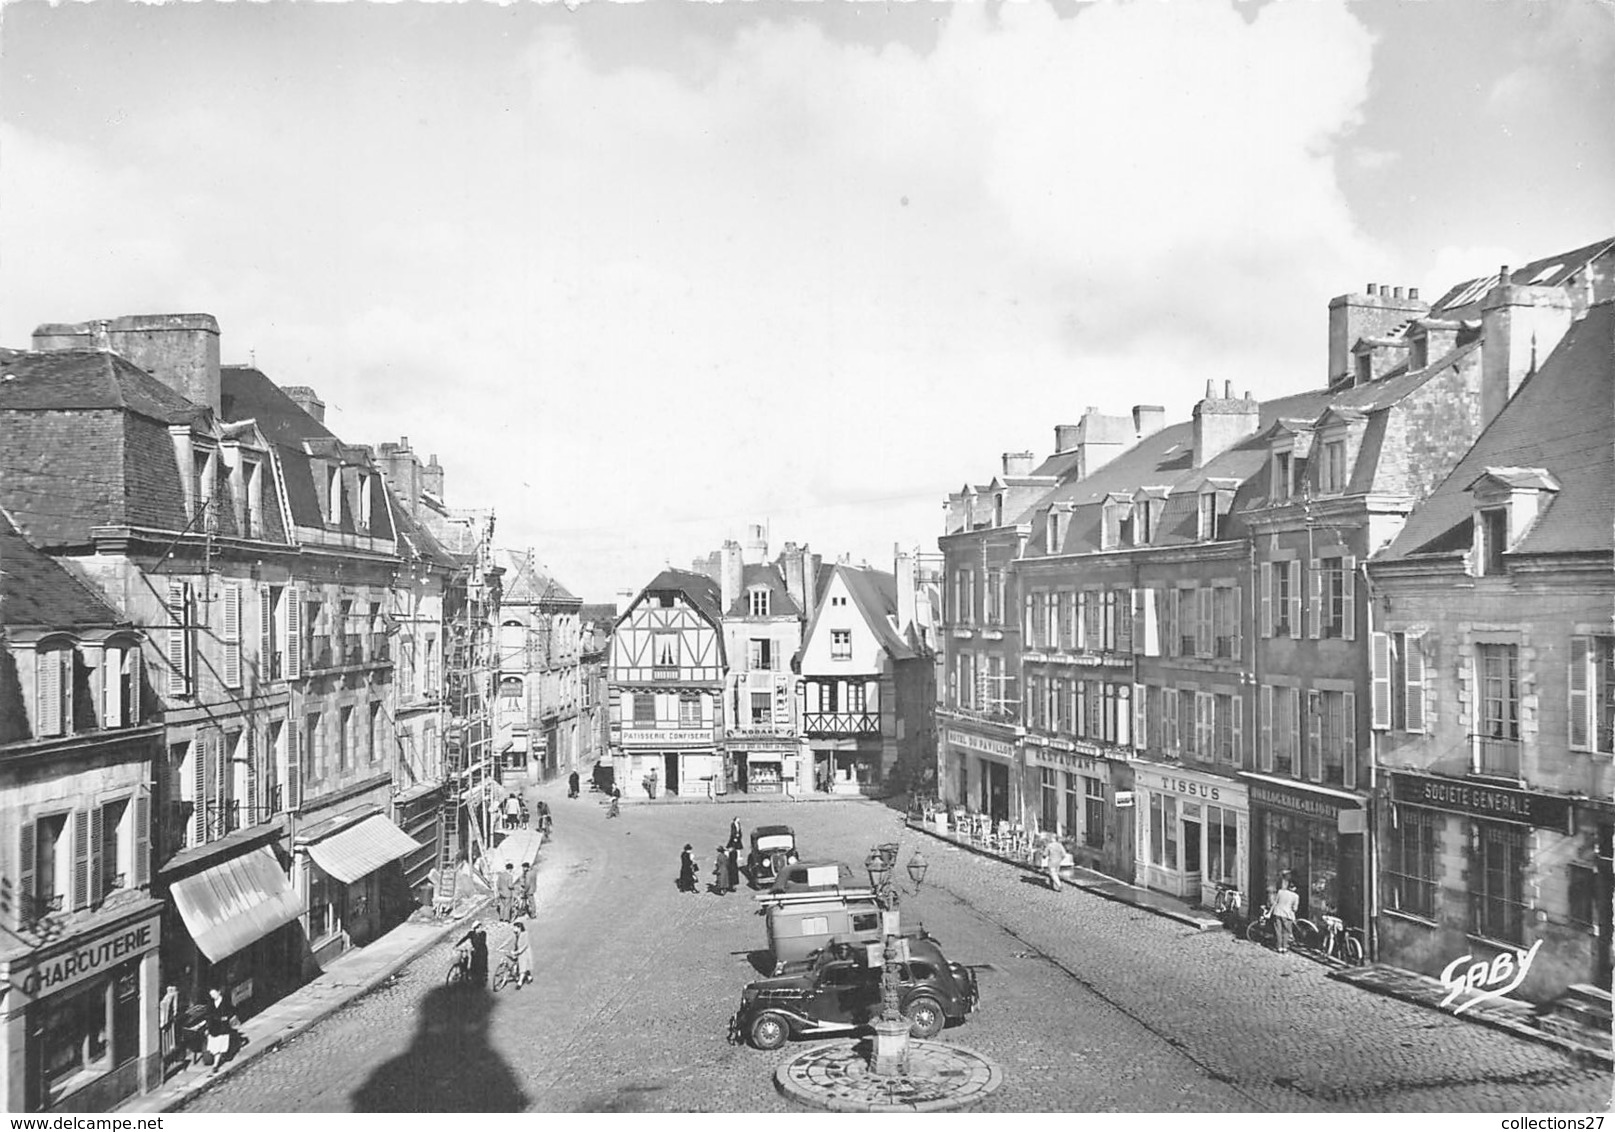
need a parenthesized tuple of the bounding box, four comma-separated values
(868, 1019, 911, 1076)
(775, 1038, 1003, 1112)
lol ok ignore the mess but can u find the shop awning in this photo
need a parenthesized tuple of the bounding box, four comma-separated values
(307, 815, 424, 884)
(170, 846, 304, 964)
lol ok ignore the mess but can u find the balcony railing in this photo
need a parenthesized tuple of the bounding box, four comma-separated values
(1474, 734, 1522, 778)
(23, 892, 64, 924)
(803, 712, 880, 736)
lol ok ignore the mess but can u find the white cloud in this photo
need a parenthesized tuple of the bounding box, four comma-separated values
(1, 0, 1384, 598)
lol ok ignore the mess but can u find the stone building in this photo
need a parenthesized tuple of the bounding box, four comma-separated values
(490, 550, 584, 783)
(0, 511, 163, 1112)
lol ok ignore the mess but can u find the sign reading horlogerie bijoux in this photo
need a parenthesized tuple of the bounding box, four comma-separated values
(944, 729, 1014, 760)
(1248, 782, 1361, 823)
(1390, 772, 1572, 831)
(620, 729, 714, 746)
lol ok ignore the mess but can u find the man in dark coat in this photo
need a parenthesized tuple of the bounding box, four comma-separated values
(713, 846, 731, 894)
(678, 844, 698, 893)
(569, 770, 581, 798)
(727, 844, 741, 891)
(456, 922, 490, 988)
(727, 816, 743, 850)
(496, 862, 517, 922)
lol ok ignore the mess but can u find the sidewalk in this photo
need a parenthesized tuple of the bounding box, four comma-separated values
(906, 818, 1222, 930)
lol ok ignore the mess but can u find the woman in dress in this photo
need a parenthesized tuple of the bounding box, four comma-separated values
(678, 844, 698, 893)
(509, 921, 534, 987)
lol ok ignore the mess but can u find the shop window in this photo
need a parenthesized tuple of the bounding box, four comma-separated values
(39, 980, 109, 1102)
(1385, 807, 1439, 919)
(1470, 820, 1528, 944)
(1084, 777, 1105, 850)
(1149, 793, 1178, 868)
(1205, 805, 1239, 886)
(1040, 768, 1060, 834)
(1064, 773, 1082, 846)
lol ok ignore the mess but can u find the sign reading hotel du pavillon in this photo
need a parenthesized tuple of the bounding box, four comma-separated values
(944, 729, 1014, 760)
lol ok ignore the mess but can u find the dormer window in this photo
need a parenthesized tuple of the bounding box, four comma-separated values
(1101, 496, 1131, 550)
(192, 448, 217, 526)
(1355, 353, 1372, 386)
(1198, 493, 1217, 540)
(1466, 467, 1560, 577)
(358, 473, 374, 531)
(748, 587, 770, 617)
(1319, 439, 1348, 494)
(993, 494, 1004, 527)
(1272, 449, 1293, 502)
(1479, 508, 1508, 575)
(327, 465, 343, 525)
(242, 459, 262, 539)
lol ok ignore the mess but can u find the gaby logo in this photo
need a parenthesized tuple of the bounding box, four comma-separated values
(1438, 940, 1543, 1014)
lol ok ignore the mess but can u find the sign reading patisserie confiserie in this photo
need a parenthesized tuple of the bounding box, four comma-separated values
(1390, 772, 1572, 831)
(620, 729, 714, 746)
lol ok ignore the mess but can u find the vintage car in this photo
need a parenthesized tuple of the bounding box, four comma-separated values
(728, 936, 979, 1050)
(746, 825, 800, 886)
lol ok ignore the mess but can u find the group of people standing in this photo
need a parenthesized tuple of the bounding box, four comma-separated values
(677, 816, 746, 894)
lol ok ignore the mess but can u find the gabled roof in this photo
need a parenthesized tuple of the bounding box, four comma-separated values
(728, 563, 800, 618)
(220, 366, 334, 446)
(0, 348, 203, 424)
(0, 507, 129, 631)
(803, 564, 919, 663)
(636, 567, 724, 626)
(1466, 467, 1561, 493)
(1381, 300, 1614, 559)
(1426, 238, 1615, 319)
(496, 549, 580, 606)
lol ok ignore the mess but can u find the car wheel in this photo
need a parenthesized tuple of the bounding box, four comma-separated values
(748, 1012, 790, 1051)
(904, 995, 945, 1039)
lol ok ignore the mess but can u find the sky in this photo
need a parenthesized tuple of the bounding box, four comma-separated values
(2, 0, 1612, 603)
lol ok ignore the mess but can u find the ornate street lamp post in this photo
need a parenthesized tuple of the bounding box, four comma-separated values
(864, 848, 911, 1075)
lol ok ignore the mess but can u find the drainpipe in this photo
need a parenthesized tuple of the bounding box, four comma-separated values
(1360, 557, 1381, 962)
(1248, 534, 1260, 904)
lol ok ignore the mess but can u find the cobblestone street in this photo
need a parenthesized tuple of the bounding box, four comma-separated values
(183, 788, 1614, 1113)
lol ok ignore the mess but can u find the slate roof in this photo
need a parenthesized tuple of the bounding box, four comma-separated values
(496, 549, 580, 606)
(1426, 238, 1615, 320)
(0, 349, 204, 424)
(802, 564, 920, 663)
(220, 366, 334, 445)
(579, 602, 618, 625)
(637, 567, 724, 626)
(727, 563, 800, 618)
(1380, 300, 1614, 559)
(0, 507, 128, 630)
(390, 490, 459, 570)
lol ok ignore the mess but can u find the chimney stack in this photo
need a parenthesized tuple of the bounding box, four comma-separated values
(375, 435, 422, 515)
(1191, 385, 1261, 468)
(782, 542, 809, 613)
(282, 385, 326, 424)
(743, 522, 768, 565)
(1001, 451, 1035, 477)
(33, 313, 223, 417)
(720, 540, 744, 614)
(894, 545, 916, 636)
(1480, 274, 1573, 425)
(1132, 404, 1166, 438)
(421, 454, 444, 501)
(1327, 284, 1429, 388)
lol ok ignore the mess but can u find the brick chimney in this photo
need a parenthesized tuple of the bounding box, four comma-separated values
(1191, 380, 1261, 468)
(1327, 284, 1429, 388)
(1002, 451, 1035, 477)
(720, 539, 743, 614)
(376, 436, 422, 514)
(1480, 268, 1574, 425)
(782, 542, 808, 614)
(282, 385, 326, 423)
(894, 545, 916, 636)
(33, 313, 222, 416)
(421, 454, 445, 500)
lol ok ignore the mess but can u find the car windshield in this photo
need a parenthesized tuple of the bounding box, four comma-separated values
(756, 836, 794, 851)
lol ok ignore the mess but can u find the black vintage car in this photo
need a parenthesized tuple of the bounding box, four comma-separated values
(746, 825, 800, 886)
(728, 937, 979, 1050)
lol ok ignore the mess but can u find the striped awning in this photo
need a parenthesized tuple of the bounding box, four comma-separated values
(170, 846, 304, 963)
(307, 815, 423, 885)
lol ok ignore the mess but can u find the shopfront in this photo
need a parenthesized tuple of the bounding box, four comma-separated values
(1244, 773, 1366, 928)
(727, 741, 794, 794)
(943, 727, 1016, 822)
(1024, 739, 1134, 881)
(1134, 763, 1248, 904)
(300, 813, 426, 964)
(2, 904, 163, 1113)
(616, 731, 720, 797)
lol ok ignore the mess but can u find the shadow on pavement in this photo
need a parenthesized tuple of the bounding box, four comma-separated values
(350, 983, 531, 1112)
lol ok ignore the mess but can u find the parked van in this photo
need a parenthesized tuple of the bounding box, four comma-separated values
(763, 894, 886, 973)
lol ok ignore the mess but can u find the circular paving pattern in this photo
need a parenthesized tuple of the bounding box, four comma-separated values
(775, 1038, 1003, 1112)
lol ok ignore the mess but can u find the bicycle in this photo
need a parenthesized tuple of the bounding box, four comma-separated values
(1245, 906, 1320, 951)
(1314, 914, 1366, 965)
(1211, 883, 1244, 931)
(444, 942, 474, 986)
(490, 950, 521, 991)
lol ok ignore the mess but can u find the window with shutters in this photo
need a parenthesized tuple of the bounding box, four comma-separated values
(679, 691, 703, 727)
(20, 813, 71, 923)
(222, 583, 243, 689)
(1569, 635, 1615, 755)
(1313, 557, 1354, 639)
(102, 641, 142, 729)
(1307, 689, 1354, 787)
(1177, 587, 1198, 657)
(34, 644, 74, 738)
(831, 630, 852, 659)
(1214, 693, 1234, 764)
(1263, 560, 1296, 637)
(1319, 439, 1348, 494)
(1212, 585, 1240, 659)
(986, 569, 1004, 625)
(165, 582, 193, 697)
(96, 799, 131, 899)
(1272, 449, 1293, 502)
(1385, 806, 1439, 919)
(1058, 590, 1076, 650)
(1475, 643, 1521, 777)
(1261, 685, 1300, 777)
(242, 459, 262, 539)
(1162, 688, 1179, 756)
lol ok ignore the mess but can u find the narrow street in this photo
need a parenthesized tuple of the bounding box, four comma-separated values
(181, 786, 1612, 1113)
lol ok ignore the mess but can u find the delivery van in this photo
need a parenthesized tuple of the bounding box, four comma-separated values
(763, 894, 886, 973)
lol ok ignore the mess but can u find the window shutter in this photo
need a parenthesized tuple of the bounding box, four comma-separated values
(1134, 682, 1147, 751)
(1405, 636, 1426, 735)
(1155, 588, 1172, 657)
(1232, 586, 1242, 660)
(1569, 636, 1591, 750)
(1163, 688, 1177, 754)
(102, 645, 122, 728)
(1232, 694, 1244, 768)
(1259, 684, 1274, 772)
(1370, 632, 1392, 730)
(223, 583, 242, 688)
(127, 649, 142, 725)
(132, 790, 150, 888)
(286, 725, 302, 811)
(89, 803, 104, 907)
(1075, 592, 1087, 650)
(1307, 690, 1322, 781)
(1307, 559, 1322, 639)
(1116, 685, 1131, 747)
(1342, 690, 1357, 789)
(1259, 562, 1273, 637)
(18, 821, 35, 921)
(1341, 556, 1357, 641)
(1074, 680, 1086, 737)
(1131, 590, 1144, 655)
(1287, 560, 1302, 640)
(1142, 588, 1161, 657)
(1197, 587, 1213, 659)
(72, 809, 89, 910)
(1199, 692, 1213, 759)
(1117, 591, 1133, 654)
(166, 582, 189, 696)
(246, 730, 259, 820)
(260, 587, 273, 680)
(37, 649, 63, 737)
(285, 587, 303, 680)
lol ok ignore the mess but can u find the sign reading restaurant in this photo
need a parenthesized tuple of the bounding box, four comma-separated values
(943, 728, 1014, 760)
(1390, 771, 1572, 832)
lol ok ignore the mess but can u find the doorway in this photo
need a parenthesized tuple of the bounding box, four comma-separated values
(1181, 811, 1202, 896)
(663, 753, 680, 796)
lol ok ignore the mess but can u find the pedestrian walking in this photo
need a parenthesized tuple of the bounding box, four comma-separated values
(648, 766, 660, 799)
(496, 861, 517, 922)
(203, 987, 238, 1075)
(678, 844, 698, 892)
(508, 921, 534, 988)
(608, 785, 621, 818)
(1043, 835, 1068, 892)
(1270, 873, 1300, 953)
(713, 846, 731, 894)
(727, 816, 743, 851)
(727, 844, 741, 891)
(456, 922, 490, 988)
(568, 770, 580, 799)
(519, 861, 538, 918)
(503, 791, 523, 831)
